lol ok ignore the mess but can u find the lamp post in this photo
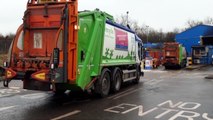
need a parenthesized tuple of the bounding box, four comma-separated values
(126, 11, 129, 26)
(146, 25, 149, 43)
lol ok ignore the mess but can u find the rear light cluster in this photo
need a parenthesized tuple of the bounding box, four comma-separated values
(6, 68, 17, 79)
(50, 63, 55, 70)
(31, 70, 49, 81)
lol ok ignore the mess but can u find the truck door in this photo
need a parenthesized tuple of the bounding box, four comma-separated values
(24, 5, 62, 57)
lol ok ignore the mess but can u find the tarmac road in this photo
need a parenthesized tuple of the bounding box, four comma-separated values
(0, 66, 213, 120)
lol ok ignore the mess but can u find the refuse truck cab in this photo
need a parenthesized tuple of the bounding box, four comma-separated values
(2, 0, 143, 97)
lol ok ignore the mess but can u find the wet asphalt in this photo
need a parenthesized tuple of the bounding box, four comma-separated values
(0, 66, 213, 120)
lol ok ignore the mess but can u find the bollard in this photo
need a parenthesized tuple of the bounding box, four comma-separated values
(187, 57, 192, 67)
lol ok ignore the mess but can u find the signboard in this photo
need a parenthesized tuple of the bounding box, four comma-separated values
(33, 33, 42, 49)
(166, 52, 170, 56)
(115, 29, 128, 50)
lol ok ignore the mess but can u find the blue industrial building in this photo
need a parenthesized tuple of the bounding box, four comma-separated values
(175, 24, 213, 56)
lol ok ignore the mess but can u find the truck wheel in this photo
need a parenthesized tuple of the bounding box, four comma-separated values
(184, 60, 187, 67)
(95, 68, 111, 97)
(54, 90, 66, 95)
(111, 68, 122, 93)
(54, 84, 66, 95)
(133, 66, 141, 84)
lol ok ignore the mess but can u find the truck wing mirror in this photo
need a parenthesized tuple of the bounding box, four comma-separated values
(53, 48, 60, 68)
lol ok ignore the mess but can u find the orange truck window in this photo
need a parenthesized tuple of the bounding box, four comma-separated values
(17, 31, 24, 50)
(57, 30, 63, 50)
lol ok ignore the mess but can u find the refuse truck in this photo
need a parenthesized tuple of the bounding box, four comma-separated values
(162, 42, 187, 69)
(2, 0, 143, 97)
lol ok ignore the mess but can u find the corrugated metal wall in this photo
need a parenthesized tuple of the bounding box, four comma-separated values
(175, 25, 213, 56)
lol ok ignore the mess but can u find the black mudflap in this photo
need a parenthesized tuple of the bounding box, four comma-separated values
(23, 79, 51, 91)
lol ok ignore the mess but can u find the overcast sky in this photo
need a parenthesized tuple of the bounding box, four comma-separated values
(0, 0, 213, 35)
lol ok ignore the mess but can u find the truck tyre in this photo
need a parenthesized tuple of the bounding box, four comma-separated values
(95, 68, 111, 97)
(184, 59, 187, 67)
(111, 67, 122, 93)
(54, 90, 66, 95)
(133, 66, 141, 84)
(54, 84, 66, 95)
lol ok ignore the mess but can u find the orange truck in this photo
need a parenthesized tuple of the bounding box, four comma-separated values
(147, 50, 162, 68)
(2, 0, 78, 92)
(162, 42, 187, 69)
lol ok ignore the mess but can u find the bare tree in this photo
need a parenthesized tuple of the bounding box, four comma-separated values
(115, 14, 182, 43)
(186, 19, 203, 29)
(0, 34, 4, 40)
(0, 33, 14, 54)
(185, 17, 213, 30)
(204, 17, 213, 24)
(116, 14, 128, 26)
(116, 13, 142, 33)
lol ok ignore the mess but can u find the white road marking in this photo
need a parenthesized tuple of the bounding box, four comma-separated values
(9, 87, 21, 89)
(143, 70, 152, 72)
(112, 88, 142, 100)
(202, 113, 213, 120)
(107, 88, 135, 99)
(0, 88, 21, 98)
(143, 70, 167, 73)
(0, 106, 16, 112)
(20, 93, 49, 99)
(51, 110, 81, 120)
(145, 79, 163, 85)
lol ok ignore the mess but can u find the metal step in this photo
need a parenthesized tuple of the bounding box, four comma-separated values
(122, 69, 137, 82)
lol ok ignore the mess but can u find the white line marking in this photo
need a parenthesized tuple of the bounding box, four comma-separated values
(202, 113, 213, 120)
(143, 70, 167, 73)
(9, 87, 21, 89)
(51, 110, 81, 120)
(107, 88, 135, 99)
(0, 106, 16, 111)
(113, 88, 142, 100)
(21, 93, 49, 99)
